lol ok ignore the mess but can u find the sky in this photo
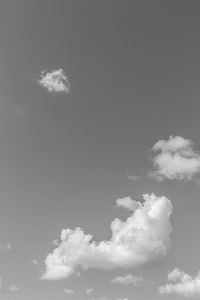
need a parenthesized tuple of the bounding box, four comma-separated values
(1, 1, 200, 299)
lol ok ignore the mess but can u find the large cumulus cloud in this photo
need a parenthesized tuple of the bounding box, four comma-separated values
(41, 194, 173, 280)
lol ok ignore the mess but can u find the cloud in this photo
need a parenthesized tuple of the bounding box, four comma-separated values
(127, 174, 140, 181)
(41, 193, 173, 280)
(86, 288, 94, 294)
(111, 274, 143, 286)
(116, 197, 140, 211)
(0, 279, 19, 294)
(9, 285, 19, 292)
(0, 242, 11, 252)
(149, 136, 200, 181)
(158, 268, 200, 297)
(116, 298, 128, 300)
(31, 259, 39, 265)
(38, 69, 70, 93)
(63, 288, 75, 294)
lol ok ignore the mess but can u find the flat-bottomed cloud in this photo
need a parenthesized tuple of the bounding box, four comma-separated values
(41, 193, 173, 280)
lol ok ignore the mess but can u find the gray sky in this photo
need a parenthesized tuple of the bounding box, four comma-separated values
(1, 1, 200, 299)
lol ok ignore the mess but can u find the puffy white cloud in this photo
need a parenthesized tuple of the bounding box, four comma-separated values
(111, 273, 143, 285)
(86, 288, 94, 294)
(150, 136, 200, 181)
(116, 298, 128, 300)
(116, 197, 140, 211)
(159, 268, 200, 297)
(38, 69, 70, 93)
(41, 193, 172, 280)
(63, 288, 75, 294)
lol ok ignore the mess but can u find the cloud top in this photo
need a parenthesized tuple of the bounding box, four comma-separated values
(41, 193, 172, 280)
(150, 136, 200, 181)
(38, 69, 70, 93)
(159, 268, 200, 297)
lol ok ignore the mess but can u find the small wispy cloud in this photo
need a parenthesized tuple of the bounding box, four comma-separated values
(0, 242, 11, 252)
(38, 69, 70, 93)
(0, 278, 19, 294)
(126, 173, 140, 181)
(31, 259, 39, 266)
(86, 288, 94, 294)
(158, 268, 200, 297)
(63, 288, 75, 294)
(9, 285, 19, 292)
(111, 274, 143, 286)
